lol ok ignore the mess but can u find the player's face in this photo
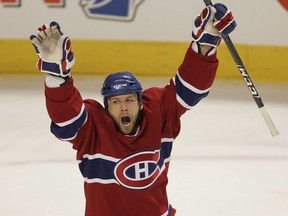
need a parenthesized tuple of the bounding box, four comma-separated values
(107, 93, 143, 135)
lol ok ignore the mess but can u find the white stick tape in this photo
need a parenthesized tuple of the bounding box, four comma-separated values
(259, 107, 279, 137)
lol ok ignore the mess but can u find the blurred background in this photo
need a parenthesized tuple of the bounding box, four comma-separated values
(1, 0, 288, 215)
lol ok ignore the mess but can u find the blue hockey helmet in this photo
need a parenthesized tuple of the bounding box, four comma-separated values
(101, 71, 142, 108)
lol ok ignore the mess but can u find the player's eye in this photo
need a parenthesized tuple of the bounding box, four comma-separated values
(126, 98, 133, 102)
(109, 99, 119, 104)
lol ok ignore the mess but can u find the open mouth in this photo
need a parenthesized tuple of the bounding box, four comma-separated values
(121, 116, 131, 126)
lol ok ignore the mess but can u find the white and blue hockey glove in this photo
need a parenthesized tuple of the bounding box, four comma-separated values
(30, 21, 75, 77)
(192, 3, 237, 48)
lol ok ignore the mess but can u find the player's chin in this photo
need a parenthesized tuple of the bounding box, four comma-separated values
(118, 123, 134, 135)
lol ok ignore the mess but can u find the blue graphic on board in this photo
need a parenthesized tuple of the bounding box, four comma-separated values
(80, 0, 144, 21)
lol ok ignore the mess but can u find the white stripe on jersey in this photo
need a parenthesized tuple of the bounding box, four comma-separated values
(161, 137, 174, 143)
(79, 153, 120, 163)
(161, 205, 171, 216)
(59, 111, 88, 141)
(84, 177, 120, 185)
(55, 103, 86, 127)
(60, 133, 78, 141)
(176, 71, 211, 94)
(176, 94, 192, 110)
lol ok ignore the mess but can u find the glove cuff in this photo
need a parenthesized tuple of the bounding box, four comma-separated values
(37, 51, 75, 77)
(191, 41, 216, 56)
(45, 74, 67, 88)
(192, 32, 221, 47)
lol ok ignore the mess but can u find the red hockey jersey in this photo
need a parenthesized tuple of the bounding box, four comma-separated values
(45, 44, 218, 216)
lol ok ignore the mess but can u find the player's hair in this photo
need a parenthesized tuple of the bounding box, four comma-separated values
(101, 71, 142, 108)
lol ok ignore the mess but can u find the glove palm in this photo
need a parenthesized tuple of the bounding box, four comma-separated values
(30, 22, 74, 77)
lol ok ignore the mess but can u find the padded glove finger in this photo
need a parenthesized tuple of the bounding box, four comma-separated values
(214, 3, 237, 35)
(38, 27, 48, 41)
(30, 35, 41, 55)
(50, 21, 63, 36)
(192, 6, 221, 47)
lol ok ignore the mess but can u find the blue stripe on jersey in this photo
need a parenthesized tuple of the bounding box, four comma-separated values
(78, 139, 174, 189)
(50, 107, 88, 140)
(158, 139, 173, 168)
(79, 155, 118, 181)
(175, 72, 210, 108)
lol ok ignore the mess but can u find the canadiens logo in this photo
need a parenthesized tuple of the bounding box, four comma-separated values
(79, 139, 173, 188)
(114, 150, 161, 189)
(79, 0, 145, 21)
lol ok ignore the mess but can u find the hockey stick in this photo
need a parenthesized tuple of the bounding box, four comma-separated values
(203, 0, 279, 137)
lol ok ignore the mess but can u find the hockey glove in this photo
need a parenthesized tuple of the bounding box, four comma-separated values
(30, 21, 75, 77)
(192, 3, 237, 47)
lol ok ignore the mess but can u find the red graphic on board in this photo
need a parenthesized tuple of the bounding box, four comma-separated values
(0, 0, 64, 7)
(0, 1, 287, 12)
(278, 0, 288, 11)
(0, 0, 20, 6)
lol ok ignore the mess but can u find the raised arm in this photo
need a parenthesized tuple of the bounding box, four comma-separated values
(169, 3, 237, 115)
(30, 22, 88, 142)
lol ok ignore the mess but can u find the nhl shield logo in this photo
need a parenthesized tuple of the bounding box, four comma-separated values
(80, 0, 144, 21)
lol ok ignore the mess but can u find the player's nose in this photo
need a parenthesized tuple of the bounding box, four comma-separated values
(120, 101, 128, 111)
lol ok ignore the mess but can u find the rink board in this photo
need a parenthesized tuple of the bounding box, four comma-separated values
(0, 40, 287, 83)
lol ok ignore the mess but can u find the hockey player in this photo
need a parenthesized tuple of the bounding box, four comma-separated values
(30, 3, 236, 216)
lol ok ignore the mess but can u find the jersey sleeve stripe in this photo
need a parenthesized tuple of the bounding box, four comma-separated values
(176, 95, 193, 110)
(54, 104, 86, 127)
(176, 71, 211, 94)
(174, 72, 210, 109)
(50, 106, 88, 140)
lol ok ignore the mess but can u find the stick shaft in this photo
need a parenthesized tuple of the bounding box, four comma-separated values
(203, 0, 279, 136)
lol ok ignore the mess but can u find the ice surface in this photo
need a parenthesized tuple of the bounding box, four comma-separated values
(1, 75, 287, 216)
